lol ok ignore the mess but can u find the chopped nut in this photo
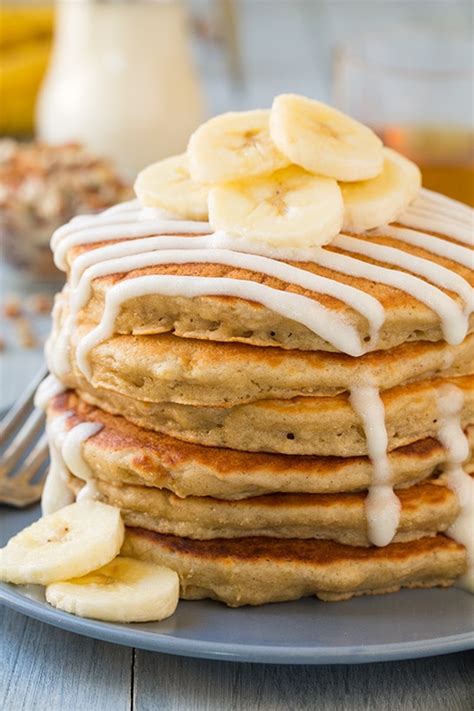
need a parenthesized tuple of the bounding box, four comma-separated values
(3, 294, 22, 319)
(27, 292, 53, 315)
(15, 317, 37, 349)
(0, 138, 16, 163)
(0, 139, 132, 279)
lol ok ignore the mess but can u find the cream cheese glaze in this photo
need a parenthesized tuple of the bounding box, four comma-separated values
(46, 186, 474, 569)
(436, 384, 474, 592)
(48, 188, 473, 374)
(349, 385, 401, 547)
(41, 412, 103, 515)
(369, 226, 472, 269)
(400, 190, 473, 246)
(73, 273, 366, 374)
(61, 422, 103, 481)
(42, 411, 74, 515)
(34, 374, 66, 411)
(76, 479, 101, 503)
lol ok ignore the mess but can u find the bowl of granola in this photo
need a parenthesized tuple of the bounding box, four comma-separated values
(0, 140, 132, 281)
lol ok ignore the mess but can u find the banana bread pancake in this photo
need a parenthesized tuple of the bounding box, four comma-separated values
(48, 392, 474, 498)
(36, 96, 474, 610)
(66, 374, 474, 456)
(64, 227, 473, 354)
(121, 528, 467, 605)
(55, 316, 474, 406)
(68, 474, 459, 547)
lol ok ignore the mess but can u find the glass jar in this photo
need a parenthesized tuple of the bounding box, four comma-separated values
(36, 0, 205, 179)
(332, 27, 473, 205)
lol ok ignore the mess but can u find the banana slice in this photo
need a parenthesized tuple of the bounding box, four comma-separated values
(341, 148, 422, 232)
(187, 109, 289, 184)
(46, 557, 179, 622)
(134, 154, 208, 220)
(208, 165, 343, 247)
(0, 502, 124, 585)
(270, 94, 383, 181)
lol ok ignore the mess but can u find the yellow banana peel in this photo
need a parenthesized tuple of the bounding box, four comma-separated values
(0, 6, 53, 134)
(0, 6, 54, 48)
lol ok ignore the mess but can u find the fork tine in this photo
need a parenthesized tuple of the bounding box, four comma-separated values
(15, 433, 49, 484)
(0, 408, 45, 475)
(0, 481, 45, 508)
(0, 364, 48, 444)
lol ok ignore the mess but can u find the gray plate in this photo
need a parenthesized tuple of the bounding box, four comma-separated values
(1, 503, 473, 664)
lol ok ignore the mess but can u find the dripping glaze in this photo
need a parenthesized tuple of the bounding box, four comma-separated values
(42, 414, 103, 514)
(436, 384, 474, 593)
(349, 385, 401, 547)
(42, 411, 75, 515)
(45, 186, 474, 587)
(49, 190, 473, 373)
(34, 374, 66, 411)
(400, 189, 473, 246)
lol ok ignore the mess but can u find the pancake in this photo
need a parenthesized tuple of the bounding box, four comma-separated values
(121, 528, 467, 605)
(68, 473, 459, 546)
(48, 392, 474, 498)
(66, 227, 473, 353)
(39, 127, 474, 611)
(66, 373, 474, 456)
(56, 315, 474, 406)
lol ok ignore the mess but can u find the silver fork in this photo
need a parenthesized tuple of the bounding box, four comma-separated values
(0, 365, 49, 507)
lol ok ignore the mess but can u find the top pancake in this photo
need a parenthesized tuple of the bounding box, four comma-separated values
(65, 225, 473, 353)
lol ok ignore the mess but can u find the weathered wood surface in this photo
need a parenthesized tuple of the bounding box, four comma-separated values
(1, 606, 472, 711)
(0, 607, 132, 711)
(132, 647, 474, 711)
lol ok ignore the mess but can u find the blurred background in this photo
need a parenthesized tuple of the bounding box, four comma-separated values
(0, 0, 473, 404)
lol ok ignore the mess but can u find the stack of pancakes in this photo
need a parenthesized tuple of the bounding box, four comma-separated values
(43, 192, 473, 605)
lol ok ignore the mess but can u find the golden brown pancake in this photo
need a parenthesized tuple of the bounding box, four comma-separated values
(65, 228, 474, 353)
(56, 316, 474, 406)
(68, 473, 459, 547)
(49, 392, 474, 497)
(121, 528, 467, 605)
(65, 372, 474, 456)
(43, 201, 474, 607)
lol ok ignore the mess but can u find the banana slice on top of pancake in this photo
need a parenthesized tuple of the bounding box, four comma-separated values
(208, 165, 344, 247)
(270, 94, 383, 182)
(0, 501, 124, 585)
(341, 148, 422, 232)
(187, 109, 289, 184)
(134, 153, 209, 220)
(46, 557, 179, 623)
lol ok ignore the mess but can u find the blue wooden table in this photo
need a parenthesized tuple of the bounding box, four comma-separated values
(1, 605, 472, 710)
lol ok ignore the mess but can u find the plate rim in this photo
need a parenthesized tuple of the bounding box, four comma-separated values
(1, 583, 473, 665)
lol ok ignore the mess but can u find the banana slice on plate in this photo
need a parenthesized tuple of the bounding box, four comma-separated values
(341, 148, 422, 232)
(0, 502, 124, 585)
(134, 154, 209, 220)
(208, 165, 343, 247)
(46, 557, 179, 623)
(270, 94, 383, 182)
(187, 109, 289, 184)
